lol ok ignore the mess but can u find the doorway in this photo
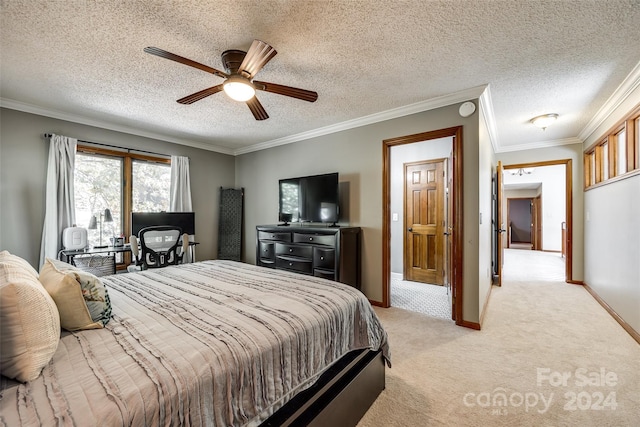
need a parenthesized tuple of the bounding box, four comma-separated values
(383, 126, 463, 324)
(494, 160, 573, 284)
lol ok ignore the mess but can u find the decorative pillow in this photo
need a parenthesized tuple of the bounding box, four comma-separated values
(39, 258, 111, 331)
(0, 250, 39, 278)
(0, 256, 60, 382)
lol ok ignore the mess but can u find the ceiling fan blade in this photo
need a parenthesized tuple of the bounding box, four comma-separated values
(144, 47, 228, 79)
(177, 85, 224, 104)
(246, 96, 269, 120)
(238, 40, 277, 78)
(253, 81, 318, 103)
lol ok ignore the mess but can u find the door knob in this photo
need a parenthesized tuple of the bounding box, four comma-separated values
(444, 232, 451, 236)
(408, 227, 413, 232)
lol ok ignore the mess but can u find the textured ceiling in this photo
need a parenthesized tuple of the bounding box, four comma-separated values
(1, 0, 639, 155)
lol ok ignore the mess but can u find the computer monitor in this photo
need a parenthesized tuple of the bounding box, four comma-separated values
(131, 212, 195, 237)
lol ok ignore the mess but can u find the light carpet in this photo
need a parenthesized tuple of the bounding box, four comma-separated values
(358, 249, 639, 426)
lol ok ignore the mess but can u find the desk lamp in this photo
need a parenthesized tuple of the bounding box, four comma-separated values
(88, 208, 113, 248)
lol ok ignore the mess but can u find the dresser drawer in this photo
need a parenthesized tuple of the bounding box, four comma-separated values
(259, 231, 291, 242)
(313, 247, 335, 269)
(276, 243, 313, 259)
(259, 241, 275, 262)
(314, 268, 335, 280)
(293, 233, 335, 246)
(276, 257, 312, 275)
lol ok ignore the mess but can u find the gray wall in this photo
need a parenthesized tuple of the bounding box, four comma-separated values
(582, 83, 640, 334)
(0, 108, 235, 267)
(236, 102, 484, 324)
(478, 104, 494, 320)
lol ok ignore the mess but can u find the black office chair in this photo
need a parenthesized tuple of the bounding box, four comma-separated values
(130, 226, 189, 270)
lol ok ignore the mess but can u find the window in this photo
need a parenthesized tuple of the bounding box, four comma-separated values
(75, 153, 123, 247)
(74, 146, 171, 264)
(584, 104, 640, 189)
(132, 160, 171, 212)
(616, 130, 626, 175)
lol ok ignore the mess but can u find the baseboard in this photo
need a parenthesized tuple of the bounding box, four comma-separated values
(583, 282, 640, 345)
(457, 319, 481, 330)
(566, 279, 584, 285)
(479, 284, 494, 326)
(390, 272, 402, 282)
(369, 299, 384, 307)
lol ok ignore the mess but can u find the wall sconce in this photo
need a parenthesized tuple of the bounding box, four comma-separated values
(530, 113, 558, 130)
(88, 208, 113, 248)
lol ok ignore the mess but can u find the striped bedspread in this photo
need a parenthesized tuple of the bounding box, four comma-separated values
(0, 260, 389, 426)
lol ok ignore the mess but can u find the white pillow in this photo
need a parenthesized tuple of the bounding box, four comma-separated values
(0, 254, 60, 382)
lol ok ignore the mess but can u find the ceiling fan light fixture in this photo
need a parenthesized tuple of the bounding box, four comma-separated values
(530, 113, 558, 130)
(223, 75, 255, 102)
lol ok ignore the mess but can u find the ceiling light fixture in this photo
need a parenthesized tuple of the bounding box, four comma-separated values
(223, 75, 256, 102)
(530, 113, 558, 130)
(510, 168, 535, 176)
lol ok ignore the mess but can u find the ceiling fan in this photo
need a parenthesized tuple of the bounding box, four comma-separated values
(144, 40, 318, 120)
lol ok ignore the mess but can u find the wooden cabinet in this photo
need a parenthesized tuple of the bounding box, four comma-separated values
(256, 225, 361, 289)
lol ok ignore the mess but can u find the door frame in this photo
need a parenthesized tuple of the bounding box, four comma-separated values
(502, 159, 573, 282)
(383, 126, 463, 324)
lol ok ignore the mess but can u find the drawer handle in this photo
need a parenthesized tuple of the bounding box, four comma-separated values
(320, 256, 324, 260)
(289, 262, 293, 266)
(309, 237, 313, 241)
(289, 248, 293, 252)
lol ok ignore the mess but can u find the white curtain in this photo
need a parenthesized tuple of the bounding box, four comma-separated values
(170, 156, 194, 261)
(170, 155, 192, 212)
(39, 134, 77, 267)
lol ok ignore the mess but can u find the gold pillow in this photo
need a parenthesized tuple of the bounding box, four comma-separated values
(39, 258, 105, 331)
(0, 255, 60, 382)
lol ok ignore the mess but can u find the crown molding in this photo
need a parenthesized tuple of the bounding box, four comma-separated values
(478, 85, 500, 153)
(233, 85, 489, 155)
(0, 98, 235, 155)
(496, 137, 583, 153)
(578, 60, 640, 143)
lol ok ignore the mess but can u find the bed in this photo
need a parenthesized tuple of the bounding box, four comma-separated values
(0, 259, 389, 426)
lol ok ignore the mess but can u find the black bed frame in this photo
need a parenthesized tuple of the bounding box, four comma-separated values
(261, 349, 385, 426)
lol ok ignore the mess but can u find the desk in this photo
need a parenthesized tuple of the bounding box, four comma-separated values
(60, 242, 199, 265)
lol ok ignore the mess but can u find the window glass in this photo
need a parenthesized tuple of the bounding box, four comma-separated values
(635, 117, 640, 169)
(74, 153, 123, 247)
(616, 130, 627, 175)
(602, 142, 609, 180)
(132, 160, 171, 212)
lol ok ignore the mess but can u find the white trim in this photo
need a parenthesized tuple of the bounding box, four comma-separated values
(478, 85, 500, 153)
(233, 85, 489, 155)
(390, 272, 403, 282)
(496, 137, 583, 153)
(578, 60, 640, 142)
(0, 98, 235, 155)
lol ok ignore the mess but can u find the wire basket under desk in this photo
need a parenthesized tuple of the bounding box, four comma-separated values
(72, 254, 116, 277)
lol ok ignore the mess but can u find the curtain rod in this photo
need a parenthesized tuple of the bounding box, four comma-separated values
(43, 134, 171, 159)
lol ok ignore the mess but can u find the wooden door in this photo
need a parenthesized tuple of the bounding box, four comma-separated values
(404, 159, 445, 285)
(496, 161, 505, 286)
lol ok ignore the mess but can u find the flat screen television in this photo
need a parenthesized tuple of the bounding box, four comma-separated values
(131, 212, 195, 236)
(279, 173, 339, 224)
